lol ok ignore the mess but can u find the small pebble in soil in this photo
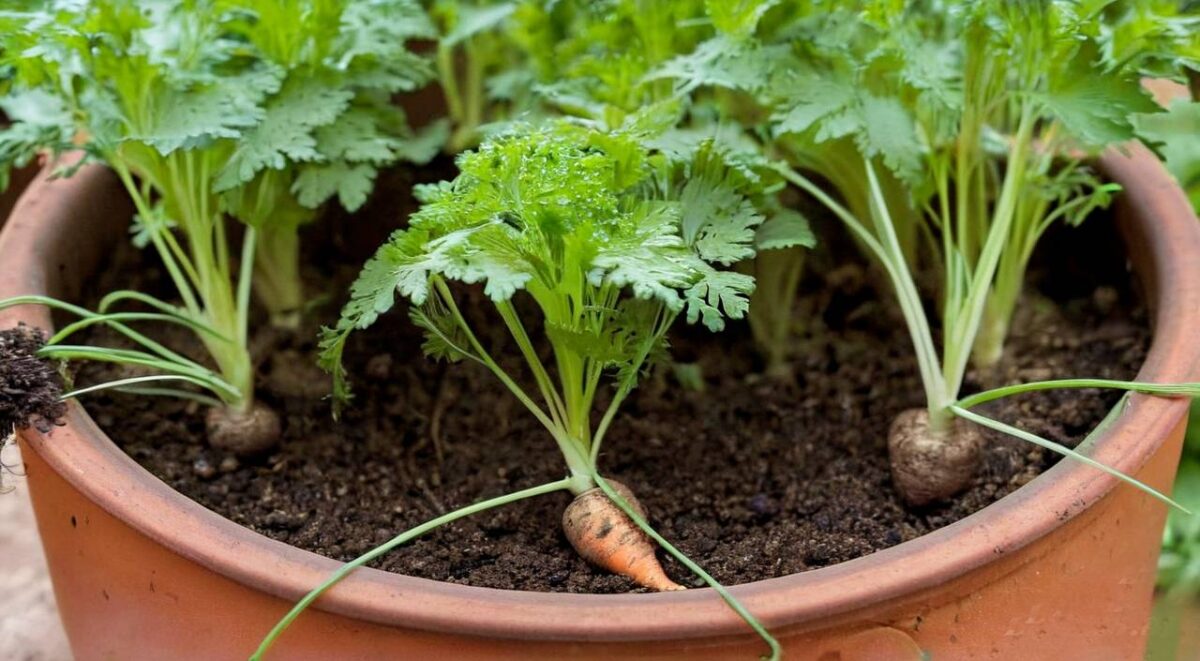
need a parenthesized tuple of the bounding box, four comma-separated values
(219, 456, 240, 473)
(192, 457, 216, 480)
(748, 493, 776, 516)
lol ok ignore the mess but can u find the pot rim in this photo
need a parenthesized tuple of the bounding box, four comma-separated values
(3, 143, 1199, 643)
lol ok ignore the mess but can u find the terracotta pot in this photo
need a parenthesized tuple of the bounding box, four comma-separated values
(2, 144, 1199, 661)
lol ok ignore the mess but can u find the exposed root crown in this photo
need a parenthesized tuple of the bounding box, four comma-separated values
(888, 408, 983, 507)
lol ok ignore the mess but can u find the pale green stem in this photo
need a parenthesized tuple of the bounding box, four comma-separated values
(955, 379, 1200, 410)
(941, 107, 1036, 404)
(950, 406, 1185, 511)
(432, 280, 592, 480)
(61, 375, 227, 405)
(253, 225, 304, 329)
(863, 161, 950, 427)
(110, 162, 202, 316)
(236, 227, 257, 349)
(494, 301, 570, 434)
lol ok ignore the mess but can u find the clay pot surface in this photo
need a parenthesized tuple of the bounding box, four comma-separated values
(2, 144, 1199, 660)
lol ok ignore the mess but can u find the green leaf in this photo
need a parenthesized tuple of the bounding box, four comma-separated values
(410, 301, 475, 363)
(755, 208, 815, 251)
(442, 2, 516, 47)
(339, 226, 472, 342)
(856, 93, 924, 187)
(1035, 45, 1160, 148)
(706, 0, 779, 40)
(312, 107, 400, 163)
(1135, 100, 1200, 201)
(545, 322, 626, 365)
(646, 35, 784, 95)
(773, 75, 861, 142)
(214, 73, 354, 191)
(591, 203, 692, 311)
(644, 123, 771, 184)
(337, 0, 437, 74)
(134, 67, 281, 155)
(293, 162, 375, 210)
(0, 108, 70, 191)
(393, 118, 451, 165)
(685, 268, 755, 331)
(678, 143, 765, 265)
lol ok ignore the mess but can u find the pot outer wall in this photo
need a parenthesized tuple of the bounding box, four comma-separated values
(3, 144, 1199, 660)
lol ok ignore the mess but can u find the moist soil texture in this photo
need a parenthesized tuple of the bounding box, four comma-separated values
(72, 171, 1149, 593)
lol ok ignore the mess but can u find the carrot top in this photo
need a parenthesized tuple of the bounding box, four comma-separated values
(320, 120, 764, 487)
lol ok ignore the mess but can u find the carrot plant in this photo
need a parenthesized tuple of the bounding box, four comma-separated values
(216, 0, 447, 328)
(0, 0, 437, 453)
(256, 121, 781, 657)
(426, 0, 818, 377)
(753, 1, 1200, 505)
(640, 0, 826, 376)
(645, 0, 1200, 505)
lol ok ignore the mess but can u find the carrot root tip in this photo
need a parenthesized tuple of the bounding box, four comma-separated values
(562, 480, 683, 592)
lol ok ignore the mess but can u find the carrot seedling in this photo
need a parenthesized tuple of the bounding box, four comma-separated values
(321, 121, 759, 582)
(301, 120, 780, 657)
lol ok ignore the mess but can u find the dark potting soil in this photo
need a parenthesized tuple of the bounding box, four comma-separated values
(71, 171, 1149, 593)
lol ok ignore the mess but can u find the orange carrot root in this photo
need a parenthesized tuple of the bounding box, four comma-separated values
(561, 479, 684, 591)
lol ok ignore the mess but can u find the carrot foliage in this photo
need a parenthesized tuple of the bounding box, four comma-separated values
(0, 0, 438, 411)
(321, 120, 762, 479)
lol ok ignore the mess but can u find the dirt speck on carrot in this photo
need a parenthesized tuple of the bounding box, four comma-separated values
(562, 479, 683, 591)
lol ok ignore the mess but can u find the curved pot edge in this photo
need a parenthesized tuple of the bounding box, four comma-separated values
(4, 142, 1200, 642)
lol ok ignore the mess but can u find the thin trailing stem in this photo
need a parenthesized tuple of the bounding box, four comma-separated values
(592, 474, 781, 661)
(248, 473, 777, 661)
(40, 345, 240, 401)
(249, 478, 577, 661)
(0, 296, 217, 376)
(956, 379, 1200, 410)
(949, 405, 1187, 512)
(49, 312, 227, 346)
(61, 375, 227, 407)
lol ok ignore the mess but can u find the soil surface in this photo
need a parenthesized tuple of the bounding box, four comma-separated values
(72, 172, 1149, 593)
